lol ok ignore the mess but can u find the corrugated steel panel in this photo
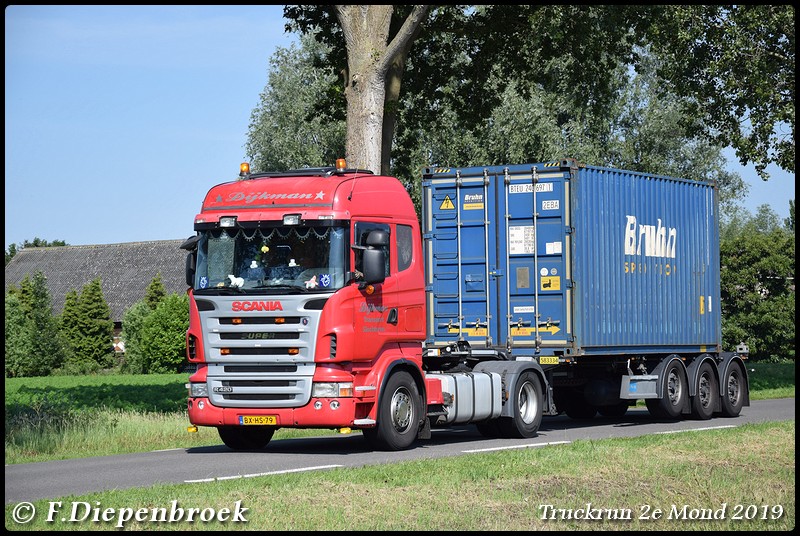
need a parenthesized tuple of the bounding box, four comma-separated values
(422, 160, 721, 357)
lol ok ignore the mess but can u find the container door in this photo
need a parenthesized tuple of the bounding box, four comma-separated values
(424, 163, 571, 353)
(494, 165, 570, 350)
(424, 171, 499, 346)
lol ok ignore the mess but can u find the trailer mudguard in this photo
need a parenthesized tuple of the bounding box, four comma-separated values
(685, 354, 719, 397)
(651, 355, 691, 414)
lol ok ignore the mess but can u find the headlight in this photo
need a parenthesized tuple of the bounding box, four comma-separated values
(189, 383, 209, 398)
(312, 382, 354, 398)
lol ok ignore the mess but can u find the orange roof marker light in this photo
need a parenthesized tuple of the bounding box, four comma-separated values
(335, 158, 347, 172)
(239, 162, 251, 180)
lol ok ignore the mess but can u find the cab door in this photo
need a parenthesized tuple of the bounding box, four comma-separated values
(350, 221, 399, 358)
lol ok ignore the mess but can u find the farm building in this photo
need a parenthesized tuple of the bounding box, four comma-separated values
(4, 240, 189, 336)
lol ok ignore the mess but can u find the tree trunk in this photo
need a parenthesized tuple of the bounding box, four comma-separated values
(336, 5, 429, 174)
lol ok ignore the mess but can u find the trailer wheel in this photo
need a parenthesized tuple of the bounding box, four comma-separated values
(690, 362, 717, 420)
(218, 426, 275, 451)
(646, 360, 687, 420)
(498, 371, 543, 438)
(363, 371, 421, 451)
(720, 362, 746, 417)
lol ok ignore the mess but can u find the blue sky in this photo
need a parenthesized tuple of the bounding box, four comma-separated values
(5, 5, 795, 251)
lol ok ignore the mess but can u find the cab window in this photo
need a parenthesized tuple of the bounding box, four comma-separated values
(354, 222, 390, 275)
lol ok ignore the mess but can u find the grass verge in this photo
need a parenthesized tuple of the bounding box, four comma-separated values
(4, 421, 794, 531)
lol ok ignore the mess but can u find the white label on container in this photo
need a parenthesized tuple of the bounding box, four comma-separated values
(509, 226, 535, 254)
(509, 183, 554, 194)
(513, 306, 535, 314)
(542, 199, 560, 210)
(546, 242, 562, 254)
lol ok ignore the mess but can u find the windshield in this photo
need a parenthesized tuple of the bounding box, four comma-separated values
(193, 226, 347, 292)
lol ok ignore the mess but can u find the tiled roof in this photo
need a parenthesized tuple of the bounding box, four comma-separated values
(4, 240, 190, 324)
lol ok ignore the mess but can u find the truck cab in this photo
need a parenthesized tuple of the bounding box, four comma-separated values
(183, 160, 431, 450)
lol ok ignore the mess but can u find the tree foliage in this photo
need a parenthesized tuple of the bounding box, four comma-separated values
(282, 5, 794, 186)
(5, 237, 68, 266)
(646, 5, 795, 180)
(246, 31, 345, 171)
(139, 293, 190, 373)
(65, 278, 115, 373)
(720, 207, 795, 361)
(59, 288, 82, 368)
(5, 272, 190, 376)
(144, 272, 167, 310)
(120, 300, 155, 374)
(4, 273, 65, 376)
(4, 293, 34, 378)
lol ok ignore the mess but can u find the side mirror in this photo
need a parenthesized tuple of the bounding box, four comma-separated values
(362, 248, 385, 284)
(185, 253, 196, 287)
(365, 229, 389, 248)
(180, 235, 200, 288)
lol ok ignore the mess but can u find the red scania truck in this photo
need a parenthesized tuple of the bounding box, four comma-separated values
(182, 158, 749, 451)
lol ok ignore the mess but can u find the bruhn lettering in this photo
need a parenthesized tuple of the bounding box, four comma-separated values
(624, 215, 677, 259)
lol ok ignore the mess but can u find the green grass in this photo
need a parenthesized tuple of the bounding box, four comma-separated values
(4, 362, 794, 465)
(5, 421, 794, 530)
(746, 361, 795, 399)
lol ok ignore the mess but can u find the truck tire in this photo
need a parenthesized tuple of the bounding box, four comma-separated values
(476, 420, 502, 438)
(363, 371, 421, 451)
(498, 371, 543, 438)
(645, 360, 687, 420)
(218, 426, 275, 451)
(720, 362, 746, 417)
(690, 362, 718, 420)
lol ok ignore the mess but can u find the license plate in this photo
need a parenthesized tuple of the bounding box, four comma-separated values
(239, 415, 277, 426)
(539, 356, 559, 365)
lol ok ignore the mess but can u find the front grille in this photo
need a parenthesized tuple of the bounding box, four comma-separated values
(201, 296, 320, 408)
(206, 362, 315, 408)
(223, 347, 300, 356)
(219, 316, 303, 325)
(223, 380, 294, 388)
(220, 332, 299, 340)
(224, 365, 297, 373)
(222, 393, 297, 401)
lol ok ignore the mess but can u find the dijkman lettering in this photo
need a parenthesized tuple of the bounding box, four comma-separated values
(624, 215, 677, 258)
(228, 191, 314, 204)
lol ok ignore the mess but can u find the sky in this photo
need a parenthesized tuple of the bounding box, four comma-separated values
(5, 5, 796, 251)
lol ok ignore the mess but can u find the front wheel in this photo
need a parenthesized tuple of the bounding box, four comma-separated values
(498, 371, 543, 438)
(363, 371, 422, 451)
(218, 426, 275, 451)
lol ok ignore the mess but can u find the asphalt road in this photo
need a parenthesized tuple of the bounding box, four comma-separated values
(5, 398, 794, 505)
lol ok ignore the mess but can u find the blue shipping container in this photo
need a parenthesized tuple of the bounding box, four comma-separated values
(422, 159, 721, 357)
